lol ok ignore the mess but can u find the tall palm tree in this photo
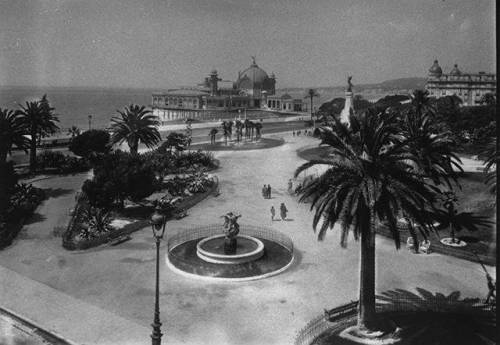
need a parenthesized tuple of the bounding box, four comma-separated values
(0, 108, 29, 164)
(294, 111, 436, 333)
(110, 104, 160, 154)
(305, 89, 320, 125)
(17, 96, 59, 172)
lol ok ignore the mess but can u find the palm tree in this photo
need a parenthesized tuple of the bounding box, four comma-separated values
(67, 126, 81, 140)
(17, 96, 59, 172)
(0, 108, 30, 164)
(110, 104, 161, 154)
(305, 89, 320, 125)
(294, 111, 436, 333)
(433, 191, 491, 244)
(482, 138, 498, 193)
(208, 128, 218, 145)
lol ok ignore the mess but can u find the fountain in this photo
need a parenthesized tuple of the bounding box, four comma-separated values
(196, 213, 265, 264)
(166, 214, 294, 280)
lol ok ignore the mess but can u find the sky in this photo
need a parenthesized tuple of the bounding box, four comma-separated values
(0, 0, 496, 89)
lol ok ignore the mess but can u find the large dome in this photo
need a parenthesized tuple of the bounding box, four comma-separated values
(238, 62, 269, 86)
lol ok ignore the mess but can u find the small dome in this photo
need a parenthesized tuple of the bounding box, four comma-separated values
(450, 64, 461, 75)
(428, 60, 442, 77)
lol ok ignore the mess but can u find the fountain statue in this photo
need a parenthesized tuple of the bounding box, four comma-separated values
(221, 212, 241, 254)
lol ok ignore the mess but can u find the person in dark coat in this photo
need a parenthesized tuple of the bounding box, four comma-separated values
(280, 203, 288, 220)
(262, 185, 268, 199)
(267, 184, 272, 199)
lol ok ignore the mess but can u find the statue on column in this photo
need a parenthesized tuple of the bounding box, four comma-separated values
(221, 212, 241, 254)
(347, 76, 353, 92)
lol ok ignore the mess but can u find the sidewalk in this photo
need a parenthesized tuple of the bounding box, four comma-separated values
(0, 265, 149, 345)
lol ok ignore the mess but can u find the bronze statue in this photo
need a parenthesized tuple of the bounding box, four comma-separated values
(347, 76, 353, 92)
(221, 212, 241, 254)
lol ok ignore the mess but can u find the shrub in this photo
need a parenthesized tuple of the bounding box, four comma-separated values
(82, 150, 158, 209)
(69, 129, 110, 158)
(36, 150, 90, 174)
(79, 207, 112, 239)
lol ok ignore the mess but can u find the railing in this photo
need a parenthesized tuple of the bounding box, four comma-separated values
(167, 223, 293, 253)
(294, 298, 495, 345)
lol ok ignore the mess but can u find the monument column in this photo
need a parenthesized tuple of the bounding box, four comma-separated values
(340, 76, 354, 126)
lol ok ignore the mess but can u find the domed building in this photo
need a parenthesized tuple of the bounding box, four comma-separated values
(236, 57, 276, 103)
(425, 60, 496, 106)
(151, 57, 301, 123)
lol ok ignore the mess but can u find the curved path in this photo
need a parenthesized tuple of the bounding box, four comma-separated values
(0, 134, 495, 345)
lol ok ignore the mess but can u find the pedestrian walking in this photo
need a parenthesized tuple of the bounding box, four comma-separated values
(288, 179, 293, 192)
(267, 184, 272, 199)
(262, 185, 268, 199)
(280, 203, 288, 220)
(270, 206, 275, 221)
(292, 130, 295, 137)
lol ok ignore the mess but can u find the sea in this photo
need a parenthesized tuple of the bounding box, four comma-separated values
(0, 86, 159, 132)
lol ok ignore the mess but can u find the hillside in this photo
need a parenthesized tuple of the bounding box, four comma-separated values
(277, 77, 427, 104)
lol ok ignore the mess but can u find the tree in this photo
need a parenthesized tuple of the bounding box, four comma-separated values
(480, 92, 496, 106)
(67, 126, 81, 140)
(82, 151, 158, 209)
(208, 128, 218, 145)
(305, 89, 320, 124)
(0, 108, 29, 164)
(110, 104, 161, 154)
(69, 129, 110, 158)
(433, 191, 491, 244)
(482, 138, 498, 193)
(185, 119, 193, 147)
(163, 132, 188, 153)
(294, 111, 436, 333)
(17, 95, 59, 172)
(402, 90, 462, 188)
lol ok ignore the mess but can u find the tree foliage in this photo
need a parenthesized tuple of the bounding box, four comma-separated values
(69, 129, 111, 158)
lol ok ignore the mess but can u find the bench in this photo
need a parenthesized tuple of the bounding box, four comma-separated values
(324, 301, 358, 322)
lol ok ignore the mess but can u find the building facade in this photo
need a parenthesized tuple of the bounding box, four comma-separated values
(152, 58, 299, 124)
(425, 60, 496, 106)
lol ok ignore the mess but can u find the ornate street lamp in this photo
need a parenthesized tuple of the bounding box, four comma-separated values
(150, 204, 167, 345)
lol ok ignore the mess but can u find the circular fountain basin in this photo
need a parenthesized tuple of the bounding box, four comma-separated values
(196, 235, 265, 264)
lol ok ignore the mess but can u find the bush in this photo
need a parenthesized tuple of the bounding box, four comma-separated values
(82, 150, 158, 209)
(69, 129, 110, 158)
(0, 162, 18, 214)
(36, 150, 90, 174)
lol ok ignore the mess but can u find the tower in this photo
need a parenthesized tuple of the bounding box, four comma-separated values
(209, 69, 221, 96)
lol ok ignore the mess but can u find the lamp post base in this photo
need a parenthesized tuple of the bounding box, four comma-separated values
(151, 321, 162, 345)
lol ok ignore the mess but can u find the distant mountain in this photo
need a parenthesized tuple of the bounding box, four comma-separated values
(277, 77, 427, 104)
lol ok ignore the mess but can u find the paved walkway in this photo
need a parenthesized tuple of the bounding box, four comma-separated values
(0, 134, 495, 345)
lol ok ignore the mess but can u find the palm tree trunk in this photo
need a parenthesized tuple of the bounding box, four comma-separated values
(358, 207, 377, 330)
(29, 126, 37, 172)
(450, 224, 456, 243)
(130, 140, 138, 154)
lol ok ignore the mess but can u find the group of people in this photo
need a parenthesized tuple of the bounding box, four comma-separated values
(262, 184, 272, 199)
(292, 129, 313, 137)
(270, 203, 288, 221)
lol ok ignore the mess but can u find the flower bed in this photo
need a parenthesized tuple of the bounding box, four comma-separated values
(62, 177, 218, 250)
